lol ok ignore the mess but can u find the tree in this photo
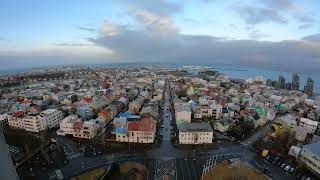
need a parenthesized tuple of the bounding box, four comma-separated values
(63, 84, 70, 92)
(71, 95, 78, 103)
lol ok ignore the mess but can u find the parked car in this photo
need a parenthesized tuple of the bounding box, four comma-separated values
(272, 156, 280, 165)
(284, 165, 291, 171)
(265, 155, 271, 161)
(289, 167, 295, 174)
(276, 161, 282, 166)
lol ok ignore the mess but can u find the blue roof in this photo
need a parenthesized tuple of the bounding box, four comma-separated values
(116, 126, 127, 134)
(304, 143, 320, 157)
(119, 111, 131, 118)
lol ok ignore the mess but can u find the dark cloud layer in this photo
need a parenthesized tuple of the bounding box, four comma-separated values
(89, 12, 320, 73)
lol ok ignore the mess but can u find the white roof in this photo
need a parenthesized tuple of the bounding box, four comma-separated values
(41, 109, 59, 114)
(300, 118, 319, 126)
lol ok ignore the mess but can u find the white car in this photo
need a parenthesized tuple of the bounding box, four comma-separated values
(284, 165, 291, 171)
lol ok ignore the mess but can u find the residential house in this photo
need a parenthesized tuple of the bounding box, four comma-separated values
(175, 103, 192, 126)
(77, 105, 95, 120)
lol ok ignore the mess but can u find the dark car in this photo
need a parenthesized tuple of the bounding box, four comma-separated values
(265, 155, 271, 161)
(272, 156, 280, 165)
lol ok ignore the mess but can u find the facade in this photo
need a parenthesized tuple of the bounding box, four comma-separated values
(39, 109, 64, 128)
(0, 126, 19, 180)
(278, 75, 285, 89)
(0, 114, 9, 127)
(115, 117, 156, 143)
(179, 122, 214, 144)
(299, 143, 320, 176)
(175, 103, 192, 123)
(304, 78, 314, 97)
(57, 115, 100, 139)
(77, 105, 95, 120)
(299, 118, 318, 134)
(292, 73, 300, 91)
(8, 109, 63, 132)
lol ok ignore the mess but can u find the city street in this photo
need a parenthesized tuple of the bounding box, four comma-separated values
(48, 80, 297, 180)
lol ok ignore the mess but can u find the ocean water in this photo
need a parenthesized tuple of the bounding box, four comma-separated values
(160, 63, 320, 93)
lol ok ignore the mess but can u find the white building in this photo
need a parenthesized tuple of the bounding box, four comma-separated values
(179, 123, 213, 144)
(299, 118, 319, 134)
(57, 115, 100, 139)
(22, 116, 48, 132)
(299, 143, 320, 177)
(39, 109, 64, 128)
(8, 109, 63, 133)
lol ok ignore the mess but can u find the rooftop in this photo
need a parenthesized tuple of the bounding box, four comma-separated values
(303, 142, 320, 157)
(179, 122, 213, 132)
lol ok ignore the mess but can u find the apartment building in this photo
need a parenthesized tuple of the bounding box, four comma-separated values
(8, 109, 63, 132)
(39, 109, 64, 128)
(57, 115, 100, 139)
(299, 143, 320, 177)
(299, 118, 319, 134)
(179, 122, 214, 144)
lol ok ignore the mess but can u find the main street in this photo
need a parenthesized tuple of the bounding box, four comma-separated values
(50, 80, 296, 180)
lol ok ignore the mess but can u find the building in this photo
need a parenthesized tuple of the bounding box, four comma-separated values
(128, 96, 145, 114)
(304, 78, 314, 97)
(8, 109, 63, 132)
(57, 115, 100, 139)
(278, 75, 285, 89)
(77, 105, 95, 120)
(175, 103, 192, 125)
(115, 116, 156, 143)
(299, 143, 320, 177)
(0, 114, 9, 127)
(299, 118, 319, 134)
(292, 73, 300, 91)
(39, 109, 64, 128)
(0, 126, 19, 180)
(178, 122, 213, 144)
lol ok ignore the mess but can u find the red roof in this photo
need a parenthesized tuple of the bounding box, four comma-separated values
(201, 106, 211, 110)
(83, 97, 92, 103)
(73, 122, 83, 130)
(13, 111, 24, 118)
(139, 117, 156, 132)
(127, 121, 139, 131)
(240, 109, 254, 114)
(98, 110, 109, 118)
(219, 99, 226, 105)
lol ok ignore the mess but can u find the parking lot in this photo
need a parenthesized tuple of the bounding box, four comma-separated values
(263, 153, 315, 180)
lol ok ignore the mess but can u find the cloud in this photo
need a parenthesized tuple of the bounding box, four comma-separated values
(52, 42, 96, 47)
(248, 30, 269, 40)
(261, 0, 300, 11)
(121, 0, 181, 16)
(88, 12, 320, 72)
(0, 37, 10, 42)
(78, 26, 96, 32)
(302, 34, 320, 42)
(231, 0, 315, 29)
(230, 4, 287, 25)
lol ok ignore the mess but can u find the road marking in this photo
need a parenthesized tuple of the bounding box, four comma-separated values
(179, 159, 185, 180)
(191, 159, 197, 180)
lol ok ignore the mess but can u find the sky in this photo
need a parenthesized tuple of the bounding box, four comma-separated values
(0, 0, 320, 72)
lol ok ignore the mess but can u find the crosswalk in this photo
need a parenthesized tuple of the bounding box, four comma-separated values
(66, 152, 83, 160)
